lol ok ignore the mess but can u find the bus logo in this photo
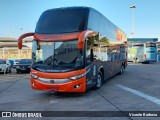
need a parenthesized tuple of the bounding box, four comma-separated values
(50, 80, 55, 84)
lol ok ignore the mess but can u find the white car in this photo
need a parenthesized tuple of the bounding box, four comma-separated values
(0, 59, 11, 74)
(13, 59, 21, 68)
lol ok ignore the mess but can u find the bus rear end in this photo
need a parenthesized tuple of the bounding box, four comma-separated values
(128, 44, 144, 63)
(144, 42, 157, 63)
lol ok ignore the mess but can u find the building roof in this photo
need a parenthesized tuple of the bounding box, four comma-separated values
(0, 37, 32, 48)
(0, 42, 28, 48)
(0, 37, 17, 42)
(0, 37, 33, 42)
(128, 38, 158, 43)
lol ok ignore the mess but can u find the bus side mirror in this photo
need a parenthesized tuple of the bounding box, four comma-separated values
(18, 32, 34, 49)
(78, 30, 97, 49)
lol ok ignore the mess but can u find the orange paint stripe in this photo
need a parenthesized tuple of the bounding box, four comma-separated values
(31, 68, 86, 79)
(34, 33, 80, 41)
(78, 30, 94, 49)
(18, 32, 34, 49)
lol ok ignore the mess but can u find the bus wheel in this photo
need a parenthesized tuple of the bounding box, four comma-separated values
(119, 64, 124, 75)
(94, 72, 102, 89)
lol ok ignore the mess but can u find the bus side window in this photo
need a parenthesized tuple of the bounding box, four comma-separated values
(107, 47, 112, 61)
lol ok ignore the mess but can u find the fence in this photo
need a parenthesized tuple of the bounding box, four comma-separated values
(0, 47, 32, 59)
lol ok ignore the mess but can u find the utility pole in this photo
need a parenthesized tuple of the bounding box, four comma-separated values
(130, 5, 136, 38)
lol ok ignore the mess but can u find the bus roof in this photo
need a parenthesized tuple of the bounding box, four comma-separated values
(35, 7, 90, 34)
(35, 6, 127, 43)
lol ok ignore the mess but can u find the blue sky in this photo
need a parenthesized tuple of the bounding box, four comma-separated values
(0, 0, 160, 39)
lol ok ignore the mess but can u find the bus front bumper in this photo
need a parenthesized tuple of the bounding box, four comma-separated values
(30, 77, 86, 93)
(143, 59, 157, 62)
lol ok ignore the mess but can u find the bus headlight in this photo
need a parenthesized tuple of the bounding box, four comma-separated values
(30, 73, 38, 79)
(70, 73, 86, 80)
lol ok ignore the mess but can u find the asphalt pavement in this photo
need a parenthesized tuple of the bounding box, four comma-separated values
(0, 63, 160, 120)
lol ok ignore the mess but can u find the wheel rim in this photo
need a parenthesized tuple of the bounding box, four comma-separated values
(96, 74, 102, 88)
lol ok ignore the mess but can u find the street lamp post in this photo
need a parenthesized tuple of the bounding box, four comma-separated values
(130, 5, 136, 38)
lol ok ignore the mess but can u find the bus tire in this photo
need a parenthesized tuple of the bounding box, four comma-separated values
(94, 72, 103, 89)
(119, 64, 124, 75)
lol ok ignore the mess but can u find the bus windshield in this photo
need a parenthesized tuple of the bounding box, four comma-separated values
(133, 44, 144, 47)
(0, 60, 6, 64)
(35, 8, 88, 34)
(32, 40, 84, 72)
(146, 43, 156, 47)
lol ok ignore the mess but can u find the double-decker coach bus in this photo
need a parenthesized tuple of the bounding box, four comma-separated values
(18, 7, 127, 92)
(128, 42, 157, 63)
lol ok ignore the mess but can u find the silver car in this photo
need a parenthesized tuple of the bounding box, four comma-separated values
(0, 59, 11, 74)
(13, 59, 20, 68)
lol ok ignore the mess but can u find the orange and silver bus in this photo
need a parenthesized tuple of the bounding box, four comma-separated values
(18, 7, 127, 92)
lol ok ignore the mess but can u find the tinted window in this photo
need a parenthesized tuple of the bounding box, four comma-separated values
(19, 59, 31, 64)
(147, 51, 155, 53)
(156, 43, 160, 48)
(133, 44, 144, 47)
(35, 8, 89, 34)
(146, 43, 156, 47)
(88, 10, 100, 32)
(32, 40, 84, 72)
(0, 60, 6, 64)
(100, 15, 107, 35)
(15, 59, 20, 62)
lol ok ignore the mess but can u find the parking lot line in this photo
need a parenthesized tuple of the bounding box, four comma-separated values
(0, 75, 29, 82)
(116, 84, 160, 106)
(0, 74, 29, 77)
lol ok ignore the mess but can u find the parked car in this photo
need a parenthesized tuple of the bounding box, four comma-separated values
(16, 59, 32, 73)
(0, 59, 11, 74)
(13, 59, 21, 68)
(8, 59, 14, 67)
